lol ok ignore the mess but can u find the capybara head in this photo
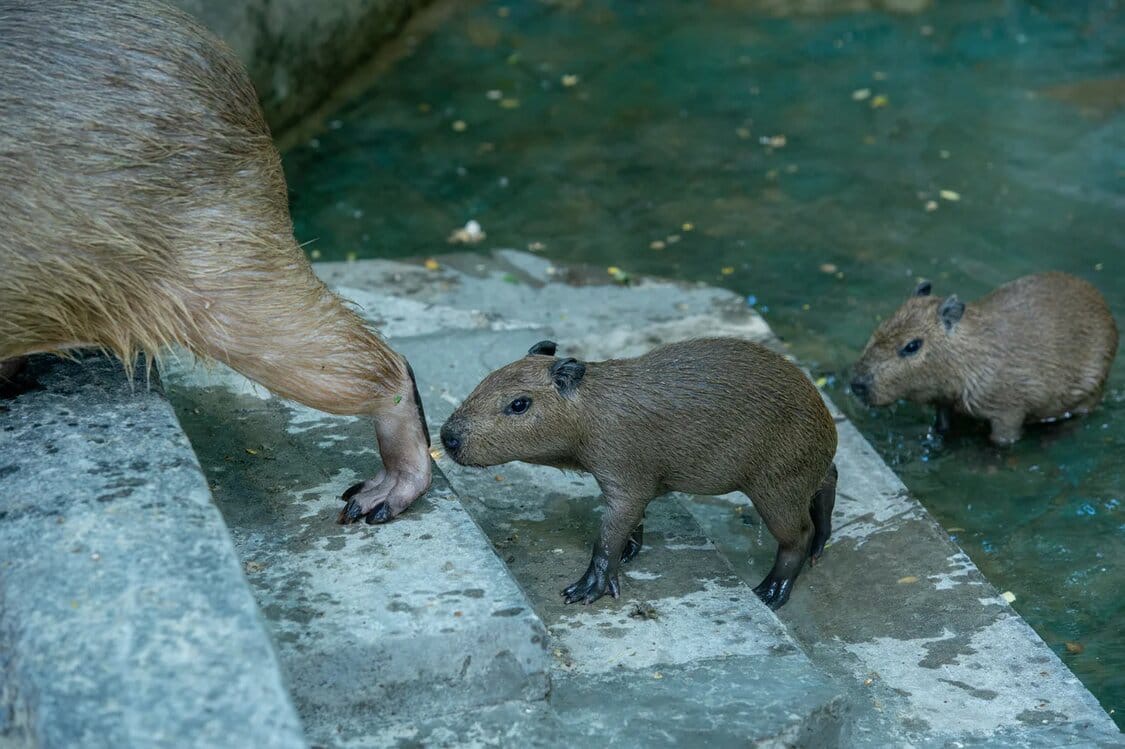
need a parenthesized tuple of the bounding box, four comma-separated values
(441, 341, 587, 467)
(850, 281, 966, 407)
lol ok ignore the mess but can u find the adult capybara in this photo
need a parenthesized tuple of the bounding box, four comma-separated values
(0, 0, 430, 523)
(440, 339, 838, 610)
(851, 272, 1118, 445)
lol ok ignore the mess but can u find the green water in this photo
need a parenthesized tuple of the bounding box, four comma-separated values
(283, 0, 1124, 723)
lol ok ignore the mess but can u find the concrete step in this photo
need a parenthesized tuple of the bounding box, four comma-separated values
(160, 358, 551, 747)
(0, 355, 306, 749)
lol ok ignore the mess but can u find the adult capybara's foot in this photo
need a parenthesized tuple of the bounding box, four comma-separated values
(338, 465, 431, 525)
(562, 552, 620, 605)
(753, 574, 794, 610)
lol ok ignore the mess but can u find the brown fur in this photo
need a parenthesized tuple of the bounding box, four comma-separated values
(0, 0, 430, 521)
(441, 338, 838, 609)
(851, 272, 1118, 445)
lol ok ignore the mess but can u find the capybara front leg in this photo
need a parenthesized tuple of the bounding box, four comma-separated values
(989, 413, 1024, 446)
(563, 492, 648, 605)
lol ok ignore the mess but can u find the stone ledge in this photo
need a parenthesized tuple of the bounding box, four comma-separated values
(0, 354, 306, 749)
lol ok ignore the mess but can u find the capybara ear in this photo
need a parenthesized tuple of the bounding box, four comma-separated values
(913, 280, 932, 297)
(938, 295, 965, 331)
(528, 340, 558, 357)
(549, 357, 585, 398)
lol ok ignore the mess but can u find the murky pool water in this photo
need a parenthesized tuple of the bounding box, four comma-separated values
(283, 0, 1124, 723)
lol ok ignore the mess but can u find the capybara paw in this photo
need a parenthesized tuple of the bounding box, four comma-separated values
(753, 576, 794, 610)
(562, 570, 619, 605)
(337, 467, 432, 525)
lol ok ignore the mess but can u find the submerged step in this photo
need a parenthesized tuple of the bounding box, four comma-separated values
(0, 355, 306, 749)
(160, 360, 551, 747)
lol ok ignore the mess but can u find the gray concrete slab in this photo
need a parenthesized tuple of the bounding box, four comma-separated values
(0, 354, 306, 749)
(159, 356, 550, 747)
(315, 250, 1121, 746)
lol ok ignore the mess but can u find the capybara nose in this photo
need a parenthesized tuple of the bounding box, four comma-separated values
(850, 375, 871, 402)
(440, 425, 461, 453)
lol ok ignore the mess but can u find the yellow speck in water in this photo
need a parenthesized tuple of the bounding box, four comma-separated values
(1094, 263, 1104, 271)
(649, 240, 666, 250)
(682, 222, 694, 232)
(429, 448, 444, 460)
(897, 575, 919, 584)
(1065, 641, 1085, 654)
(653, 672, 664, 680)
(309, 249, 321, 260)
(870, 94, 889, 108)
(852, 88, 872, 101)
(424, 258, 440, 271)
(666, 234, 681, 244)
(815, 376, 828, 388)
(735, 127, 752, 140)
(245, 448, 258, 456)
(1002, 591, 1017, 603)
(346, 251, 357, 262)
(561, 74, 580, 87)
(802, 304, 811, 311)
(608, 266, 621, 275)
(720, 266, 735, 276)
(452, 120, 468, 132)
(499, 98, 520, 109)
(819, 263, 838, 274)
(925, 200, 939, 212)
(494, 474, 505, 482)
(939, 189, 961, 201)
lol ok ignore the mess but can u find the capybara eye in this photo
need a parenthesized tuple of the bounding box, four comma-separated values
(506, 397, 531, 415)
(899, 338, 923, 357)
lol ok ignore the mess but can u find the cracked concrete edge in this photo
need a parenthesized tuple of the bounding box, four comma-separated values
(0, 355, 308, 748)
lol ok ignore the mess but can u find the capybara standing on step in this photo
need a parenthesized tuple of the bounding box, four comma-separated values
(850, 272, 1118, 445)
(440, 338, 839, 610)
(0, 0, 430, 522)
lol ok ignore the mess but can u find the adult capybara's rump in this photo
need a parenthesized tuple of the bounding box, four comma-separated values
(0, 0, 430, 522)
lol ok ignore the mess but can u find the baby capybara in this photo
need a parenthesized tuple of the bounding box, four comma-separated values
(0, 0, 430, 523)
(441, 339, 838, 610)
(851, 272, 1118, 445)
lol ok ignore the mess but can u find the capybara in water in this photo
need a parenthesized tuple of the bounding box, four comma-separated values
(0, 0, 430, 522)
(440, 338, 838, 609)
(850, 272, 1118, 445)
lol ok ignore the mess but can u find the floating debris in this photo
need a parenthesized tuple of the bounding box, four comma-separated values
(345, 251, 357, 262)
(561, 74, 580, 87)
(939, 189, 961, 201)
(736, 127, 752, 140)
(815, 376, 829, 388)
(527, 241, 546, 252)
(852, 88, 872, 101)
(1002, 590, 1017, 603)
(309, 249, 322, 260)
(760, 134, 787, 148)
(746, 294, 757, 307)
(424, 258, 440, 270)
(244, 448, 258, 456)
(1065, 641, 1085, 654)
(720, 266, 735, 276)
(451, 119, 468, 132)
(629, 602, 659, 620)
(897, 575, 919, 584)
(819, 263, 838, 274)
(1094, 262, 1104, 271)
(870, 95, 889, 108)
(499, 98, 520, 109)
(649, 240, 666, 250)
(448, 220, 485, 244)
(486, 89, 503, 100)
(925, 200, 939, 212)
(682, 222, 694, 232)
(607, 266, 630, 284)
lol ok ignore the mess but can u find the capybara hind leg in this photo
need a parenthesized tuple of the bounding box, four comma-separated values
(198, 279, 432, 524)
(809, 463, 838, 564)
(747, 487, 813, 610)
(0, 357, 29, 397)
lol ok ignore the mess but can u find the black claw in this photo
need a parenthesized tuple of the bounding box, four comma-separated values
(753, 577, 793, 610)
(343, 500, 365, 522)
(620, 536, 642, 564)
(342, 482, 365, 501)
(365, 503, 393, 525)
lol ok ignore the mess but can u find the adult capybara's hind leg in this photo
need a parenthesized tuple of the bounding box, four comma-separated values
(0, 357, 29, 397)
(193, 255, 432, 525)
(809, 463, 838, 563)
(747, 484, 814, 610)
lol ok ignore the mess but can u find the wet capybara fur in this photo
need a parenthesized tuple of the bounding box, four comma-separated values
(441, 338, 839, 610)
(0, 0, 431, 522)
(851, 272, 1118, 445)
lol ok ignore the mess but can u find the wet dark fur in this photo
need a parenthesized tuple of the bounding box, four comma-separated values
(851, 272, 1118, 445)
(442, 337, 838, 609)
